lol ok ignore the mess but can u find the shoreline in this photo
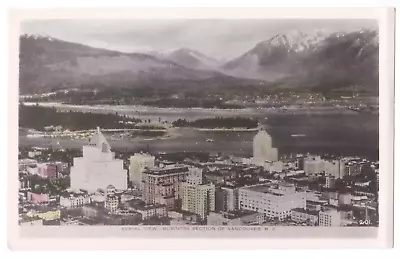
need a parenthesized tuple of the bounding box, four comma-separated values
(195, 128, 259, 132)
(21, 101, 373, 115)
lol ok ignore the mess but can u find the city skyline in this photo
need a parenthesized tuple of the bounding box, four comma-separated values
(18, 126, 379, 227)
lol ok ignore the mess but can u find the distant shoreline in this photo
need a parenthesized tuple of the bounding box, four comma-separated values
(195, 128, 259, 132)
(22, 101, 372, 115)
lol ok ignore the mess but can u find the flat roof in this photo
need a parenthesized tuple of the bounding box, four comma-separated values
(145, 165, 188, 175)
(307, 200, 328, 205)
(220, 210, 263, 219)
(243, 184, 290, 196)
(291, 208, 319, 216)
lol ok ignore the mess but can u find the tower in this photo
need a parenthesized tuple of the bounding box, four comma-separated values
(252, 130, 278, 164)
(129, 153, 155, 190)
(70, 127, 128, 192)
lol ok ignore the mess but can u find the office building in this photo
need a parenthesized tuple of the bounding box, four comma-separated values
(129, 153, 155, 190)
(319, 209, 341, 227)
(252, 130, 278, 164)
(215, 185, 239, 212)
(70, 127, 127, 192)
(142, 165, 188, 209)
(105, 194, 119, 214)
(325, 175, 336, 188)
(239, 183, 306, 220)
(181, 182, 215, 220)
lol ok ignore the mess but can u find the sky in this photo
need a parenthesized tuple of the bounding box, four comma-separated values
(21, 19, 377, 61)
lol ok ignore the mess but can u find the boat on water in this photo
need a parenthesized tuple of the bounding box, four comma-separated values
(291, 134, 306, 137)
(206, 139, 214, 142)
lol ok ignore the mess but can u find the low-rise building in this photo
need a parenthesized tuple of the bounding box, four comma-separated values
(239, 183, 306, 221)
(27, 191, 49, 204)
(26, 208, 61, 221)
(19, 159, 37, 171)
(104, 213, 142, 225)
(318, 209, 341, 227)
(124, 199, 168, 220)
(81, 203, 107, 218)
(325, 175, 335, 188)
(290, 208, 319, 226)
(60, 193, 91, 208)
(338, 192, 352, 205)
(36, 163, 57, 178)
(105, 194, 119, 214)
(207, 210, 265, 226)
(19, 216, 43, 226)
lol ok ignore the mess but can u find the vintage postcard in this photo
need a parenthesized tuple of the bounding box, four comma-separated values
(8, 8, 394, 249)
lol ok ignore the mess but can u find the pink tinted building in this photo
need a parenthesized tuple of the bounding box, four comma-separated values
(37, 163, 57, 178)
(27, 191, 50, 203)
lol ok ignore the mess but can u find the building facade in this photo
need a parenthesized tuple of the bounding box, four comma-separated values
(27, 192, 49, 204)
(60, 194, 91, 208)
(319, 209, 341, 227)
(142, 165, 188, 209)
(70, 127, 127, 192)
(304, 156, 325, 175)
(181, 182, 215, 220)
(252, 130, 278, 164)
(105, 194, 119, 214)
(129, 153, 155, 190)
(36, 163, 57, 178)
(325, 175, 336, 188)
(215, 186, 239, 212)
(239, 183, 306, 221)
(290, 208, 319, 225)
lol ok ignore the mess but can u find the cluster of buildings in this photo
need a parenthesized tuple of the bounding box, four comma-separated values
(18, 128, 379, 227)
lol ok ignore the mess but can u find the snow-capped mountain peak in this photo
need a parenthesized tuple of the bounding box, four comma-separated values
(260, 29, 328, 52)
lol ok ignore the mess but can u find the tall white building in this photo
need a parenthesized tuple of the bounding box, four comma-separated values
(252, 130, 278, 164)
(70, 127, 127, 192)
(181, 183, 215, 220)
(181, 168, 215, 220)
(129, 153, 155, 190)
(239, 183, 306, 221)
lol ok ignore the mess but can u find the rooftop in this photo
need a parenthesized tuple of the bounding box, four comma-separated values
(307, 200, 328, 205)
(244, 183, 296, 196)
(145, 165, 189, 175)
(291, 208, 319, 216)
(220, 210, 263, 219)
(19, 215, 42, 223)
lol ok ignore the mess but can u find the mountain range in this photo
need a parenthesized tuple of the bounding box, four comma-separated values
(19, 29, 379, 95)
